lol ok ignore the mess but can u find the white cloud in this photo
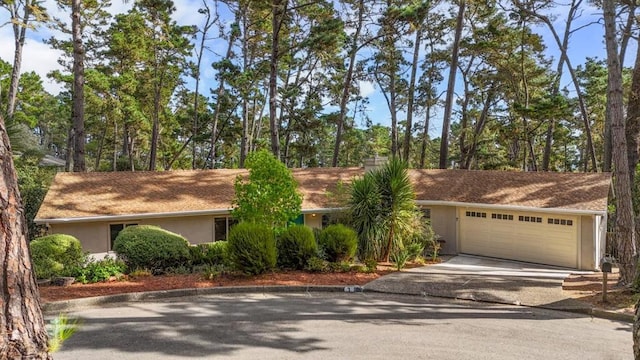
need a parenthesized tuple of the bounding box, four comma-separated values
(358, 81, 375, 97)
(0, 25, 65, 94)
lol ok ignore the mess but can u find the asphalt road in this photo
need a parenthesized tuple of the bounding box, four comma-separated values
(51, 292, 632, 360)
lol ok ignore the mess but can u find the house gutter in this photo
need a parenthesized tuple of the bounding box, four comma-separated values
(415, 200, 607, 216)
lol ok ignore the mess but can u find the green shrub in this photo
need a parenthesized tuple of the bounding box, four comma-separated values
(190, 242, 230, 267)
(390, 249, 410, 271)
(277, 225, 317, 270)
(203, 241, 230, 266)
(328, 261, 352, 273)
(305, 256, 329, 273)
(76, 257, 127, 284)
(317, 224, 357, 263)
(112, 225, 190, 274)
(227, 222, 276, 275)
(30, 234, 86, 279)
(405, 243, 425, 261)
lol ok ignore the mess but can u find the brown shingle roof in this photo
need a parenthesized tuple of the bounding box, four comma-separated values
(35, 168, 611, 221)
(409, 169, 611, 212)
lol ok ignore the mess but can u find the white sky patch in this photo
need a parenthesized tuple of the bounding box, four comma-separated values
(358, 81, 375, 97)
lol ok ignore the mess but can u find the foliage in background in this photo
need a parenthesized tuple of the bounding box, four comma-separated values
(15, 153, 56, 240)
(112, 225, 190, 274)
(277, 225, 317, 270)
(227, 222, 277, 275)
(317, 224, 357, 263)
(232, 150, 302, 231)
(30, 234, 86, 279)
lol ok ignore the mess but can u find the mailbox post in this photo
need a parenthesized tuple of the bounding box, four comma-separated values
(600, 257, 613, 303)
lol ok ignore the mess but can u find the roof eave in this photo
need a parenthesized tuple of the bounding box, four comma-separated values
(34, 208, 233, 224)
(415, 200, 607, 216)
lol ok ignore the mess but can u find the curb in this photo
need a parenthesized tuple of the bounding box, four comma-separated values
(41, 285, 361, 313)
(42, 284, 634, 323)
(361, 287, 634, 323)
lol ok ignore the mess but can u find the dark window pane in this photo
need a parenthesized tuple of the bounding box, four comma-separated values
(567, 220, 573, 226)
(110, 224, 124, 250)
(509, 215, 514, 220)
(466, 211, 471, 217)
(548, 218, 553, 224)
(215, 218, 227, 241)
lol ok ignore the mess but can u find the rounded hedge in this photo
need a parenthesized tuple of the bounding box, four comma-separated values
(317, 224, 357, 263)
(277, 225, 317, 270)
(30, 234, 85, 279)
(227, 222, 276, 275)
(112, 225, 190, 274)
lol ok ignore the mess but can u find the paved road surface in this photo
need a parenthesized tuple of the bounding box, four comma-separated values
(52, 292, 631, 360)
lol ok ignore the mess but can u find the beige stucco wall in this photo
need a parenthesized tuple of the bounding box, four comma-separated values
(144, 215, 214, 244)
(48, 215, 217, 253)
(304, 213, 323, 229)
(580, 215, 595, 270)
(428, 205, 458, 255)
(49, 222, 110, 253)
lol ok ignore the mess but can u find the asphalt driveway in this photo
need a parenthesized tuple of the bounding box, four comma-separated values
(365, 255, 593, 311)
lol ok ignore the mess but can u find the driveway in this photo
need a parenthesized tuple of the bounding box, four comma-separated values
(365, 255, 592, 311)
(52, 293, 631, 360)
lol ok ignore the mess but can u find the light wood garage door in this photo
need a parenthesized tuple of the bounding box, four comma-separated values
(459, 209, 578, 268)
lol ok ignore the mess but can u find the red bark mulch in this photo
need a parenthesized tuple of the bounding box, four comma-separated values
(38, 270, 394, 303)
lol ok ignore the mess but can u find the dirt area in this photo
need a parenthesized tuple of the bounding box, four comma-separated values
(562, 270, 637, 316)
(38, 270, 394, 303)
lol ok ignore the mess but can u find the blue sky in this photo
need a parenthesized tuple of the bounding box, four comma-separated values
(0, 0, 627, 138)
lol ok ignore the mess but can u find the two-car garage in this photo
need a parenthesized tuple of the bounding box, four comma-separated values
(459, 208, 579, 268)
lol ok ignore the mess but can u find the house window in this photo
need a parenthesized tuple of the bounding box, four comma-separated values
(322, 214, 330, 228)
(518, 216, 542, 223)
(421, 207, 431, 219)
(548, 218, 573, 226)
(214, 217, 238, 241)
(492, 213, 513, 221)
(466, 211, 486, 218)
(110, 223, 138, 250)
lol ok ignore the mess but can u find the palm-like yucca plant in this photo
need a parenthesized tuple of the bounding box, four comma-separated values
(349, 158, 419, 262)
(349, 174, 384, 261)
(376, 158, 418, 262)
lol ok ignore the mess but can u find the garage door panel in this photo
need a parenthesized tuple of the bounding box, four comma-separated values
(460, 209, 577, 268)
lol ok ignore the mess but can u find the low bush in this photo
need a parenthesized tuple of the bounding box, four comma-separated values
(30, 234, 86, 279)
(227, 222, 276, 275)
(277, 225, 317, 270)
(305, 256, 329, 273)
(317, 224, 357, 263)
(112, 225, 190, 274)
(191, 241, 230, 267)
(76, 257, 127, 284)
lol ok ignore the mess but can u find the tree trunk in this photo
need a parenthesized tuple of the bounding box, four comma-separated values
(0, 115, 51, 359)
(269, 0, 285, 160)
(419, 103, 431, 169)
(626, 41, 640, 188)
(403, 27, 422, 163)
(6, 1, 31, 120)
(71, 0, 86, 172)
(604, 0, 636, 285)
(439, 0, 465, 169)
(332, 0, 364, 167)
